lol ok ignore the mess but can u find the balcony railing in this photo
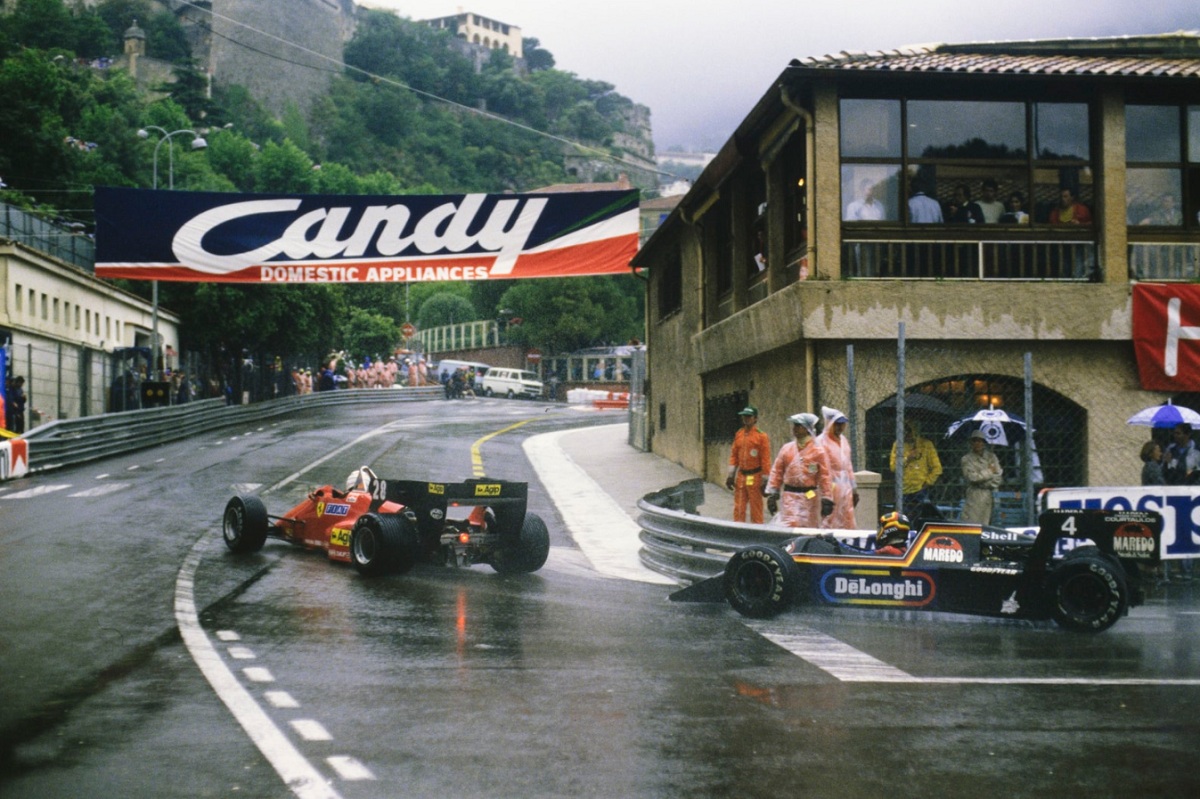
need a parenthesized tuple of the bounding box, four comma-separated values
(1129, 242, 1200, 281)
(842, 239, 1097, 280)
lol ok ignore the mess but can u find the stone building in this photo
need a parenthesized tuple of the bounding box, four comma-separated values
(632, 33, 1200, 509)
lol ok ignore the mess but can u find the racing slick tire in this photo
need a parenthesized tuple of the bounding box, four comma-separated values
(723, 544, 797, 619)
(1049, 547, 1129, 633)
(490, 512, 550, 574)
(351, 513, 418, 577)
(223, 495, 269, 553)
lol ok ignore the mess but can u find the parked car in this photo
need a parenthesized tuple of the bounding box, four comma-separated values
(481, 367, 544, 399)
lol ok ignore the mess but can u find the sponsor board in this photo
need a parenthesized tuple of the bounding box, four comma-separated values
(819, 569, 936, 607)
(94, 187, 639, 283)
(1043, 487, 1199, 559)
(0, 438, 28, 481)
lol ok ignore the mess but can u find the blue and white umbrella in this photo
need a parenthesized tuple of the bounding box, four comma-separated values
(946, 406, 1029, 447)
(1126, 401, 1200, 429)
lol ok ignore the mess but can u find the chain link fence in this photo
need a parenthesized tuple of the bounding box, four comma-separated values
(818, 326, 1089, 528)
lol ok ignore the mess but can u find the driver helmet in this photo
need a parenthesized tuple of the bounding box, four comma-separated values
(877, 511, 911, 549)
(345, 465, 379, 494)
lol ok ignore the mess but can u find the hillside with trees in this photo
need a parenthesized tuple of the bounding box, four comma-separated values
(0, 1, 646, 365)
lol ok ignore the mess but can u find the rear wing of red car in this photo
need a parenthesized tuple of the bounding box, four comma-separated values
(381, 478, 529, 537)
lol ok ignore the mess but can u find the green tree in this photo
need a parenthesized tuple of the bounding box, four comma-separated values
(253, 139, 316, 193)
(522, 37, 555, 72)
(341, 308, 399, 361)
(497, 277, 644, 354)
(417, 292, 476, 330)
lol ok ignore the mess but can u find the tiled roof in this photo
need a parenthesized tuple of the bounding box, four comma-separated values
(793, 33, 1200, 79)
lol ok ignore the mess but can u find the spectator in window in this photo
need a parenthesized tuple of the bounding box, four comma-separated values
(945, 185, 983, 224)
(1000, 192, 1030, 224)
(1138, 193, 1183, 226)
(908, 181, 943, 224)
(845, 179, 886, 221)
(975, 178, 1006, 223)
(1049, 187, 1092, 225)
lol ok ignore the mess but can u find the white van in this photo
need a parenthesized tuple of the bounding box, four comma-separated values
(435, 359, 490, 384)
(481, 368, 544, 399)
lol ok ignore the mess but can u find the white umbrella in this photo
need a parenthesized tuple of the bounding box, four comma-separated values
(946, 405, 1029, 447)
(1126, 401, 1200, 429)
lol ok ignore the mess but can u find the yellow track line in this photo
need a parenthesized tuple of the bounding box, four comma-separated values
(470, 419, 534, 477)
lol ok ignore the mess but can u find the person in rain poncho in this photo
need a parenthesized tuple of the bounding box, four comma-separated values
(766, 412, 833, 528)
(817, 406, 858, 530)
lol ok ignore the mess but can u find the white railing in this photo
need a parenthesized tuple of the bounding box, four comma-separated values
(414, 320, 500, 354)
(842, 239, 1097, 280)
(1129, 242, 1200, 281)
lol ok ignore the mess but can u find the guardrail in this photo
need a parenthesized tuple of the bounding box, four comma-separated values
(9, 386, 444, 477)
(636, 480, 797, 583)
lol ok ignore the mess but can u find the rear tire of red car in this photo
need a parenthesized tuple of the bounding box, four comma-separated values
(1050, 547, 1128, 633)
(223, 495, 269, 553)
(491, 512, 550, 574)
(723, 545, 796, 619)
(350, 513, 414, 576)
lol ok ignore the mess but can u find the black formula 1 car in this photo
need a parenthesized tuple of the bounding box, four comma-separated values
(222, 471, 550, 577)
(672, 508, 1161, 632)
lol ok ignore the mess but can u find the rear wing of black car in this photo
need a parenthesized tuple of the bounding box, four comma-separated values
(381, 478, 529, 537)
(1031, 508, 1162, 565)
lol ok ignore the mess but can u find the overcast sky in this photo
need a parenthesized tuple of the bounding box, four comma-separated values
(362, 1, 1199, 153)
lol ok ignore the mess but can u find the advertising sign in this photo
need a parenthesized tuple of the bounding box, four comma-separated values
(1042, 486, 1200, 559)
(94, 187, 639, 284)
(0, 438, 28, 481)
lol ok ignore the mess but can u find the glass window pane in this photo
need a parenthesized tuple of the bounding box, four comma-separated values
(907, 101, 1026, 159)
(1033, 167, 1094, 225)
(1127, 168, 1183, 225)
(840, 99, 901, 158)
(1189, 106, 1200, 162)
(1126, 105, 1180, 162)
(841, 164, 901, 222)
(1035, 103, 1090, 160)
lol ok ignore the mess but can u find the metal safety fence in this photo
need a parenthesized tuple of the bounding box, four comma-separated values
(8, 384, 443, 478)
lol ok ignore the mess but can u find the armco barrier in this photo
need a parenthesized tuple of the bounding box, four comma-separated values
(636, 479, 880, 584)
(637, 479, 797, 583)
(6, 386, 444, 478)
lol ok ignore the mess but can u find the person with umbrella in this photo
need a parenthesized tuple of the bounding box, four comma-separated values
(1163, 423, 1200, 486)
(961, 429, 1003, 524)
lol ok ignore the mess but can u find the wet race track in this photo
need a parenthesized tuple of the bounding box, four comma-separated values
(2, 398, 1200, 798)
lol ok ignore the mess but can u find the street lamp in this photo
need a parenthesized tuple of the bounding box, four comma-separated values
(136, 127, 207, 379)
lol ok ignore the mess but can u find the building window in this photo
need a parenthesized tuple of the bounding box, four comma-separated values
(841, 97, 1095, 280)
(14, 284, 21, 313)
(1125, 104, 1200, 228)
(657, 250, 682, 320)
(840, 98, 1093, 226)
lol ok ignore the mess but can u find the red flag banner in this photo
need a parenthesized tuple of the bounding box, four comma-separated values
(94, 187, 639, 283)
(1132, 283, 1200, 391)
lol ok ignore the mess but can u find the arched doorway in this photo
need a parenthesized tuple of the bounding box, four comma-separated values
(865, 374, 1086, 522)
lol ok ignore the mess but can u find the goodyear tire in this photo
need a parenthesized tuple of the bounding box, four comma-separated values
(223, 495, 269, 553)
(1050, 549, 1128, 633)
(723, 545, 796, 619)
(351, 513, 416, 576)
(491, 512, 550, 574)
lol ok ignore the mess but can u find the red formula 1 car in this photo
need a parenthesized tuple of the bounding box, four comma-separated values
(222, 467, 550, 576)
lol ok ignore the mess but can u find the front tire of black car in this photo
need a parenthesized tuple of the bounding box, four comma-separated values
(723, 545, 796, 619)
(491, 512, 550, 574)
(351, 513, 416, 576)
(1050, 548, 1128, 632)
(223, 495, 269, 553)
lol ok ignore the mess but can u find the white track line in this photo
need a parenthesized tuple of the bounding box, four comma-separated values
(175, 535, 341, 799)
